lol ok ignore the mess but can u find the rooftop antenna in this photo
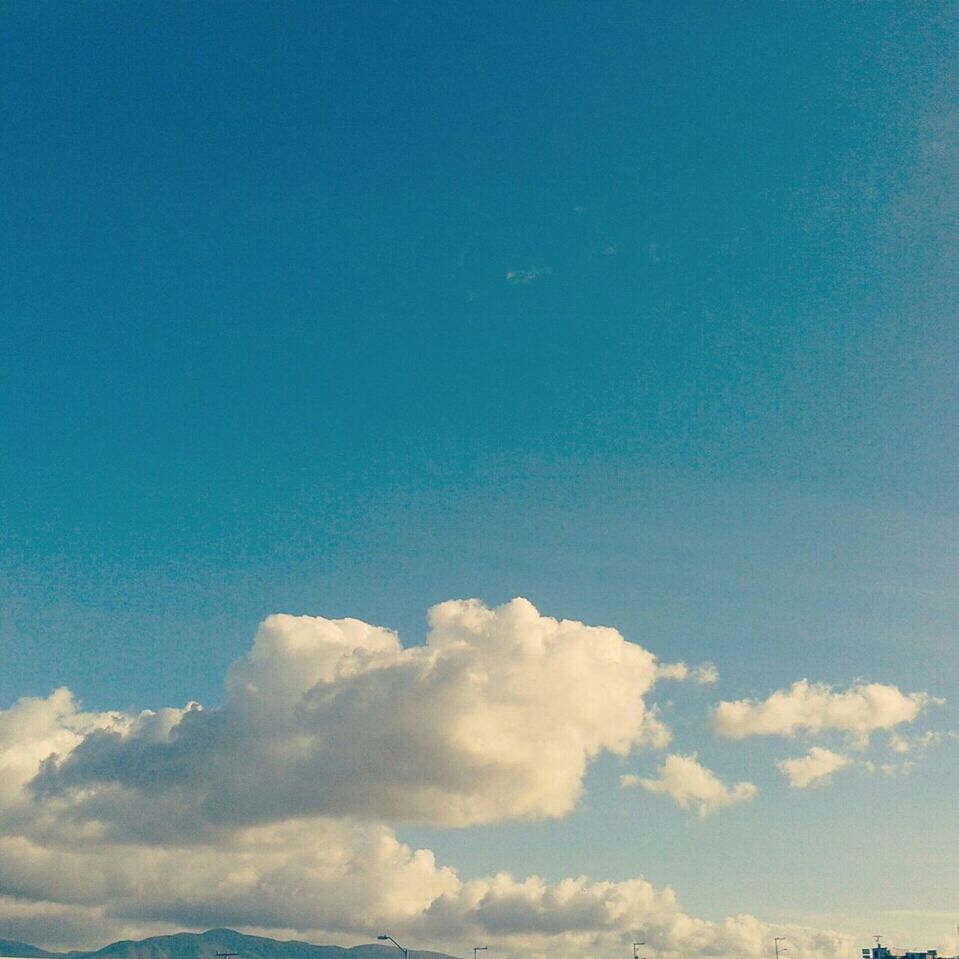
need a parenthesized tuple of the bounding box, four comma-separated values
(875, 938, 883, 949)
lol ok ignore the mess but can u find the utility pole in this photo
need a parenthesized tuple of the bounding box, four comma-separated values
(474, 947, 488, 959)
(775, 937, 787, 959)
(633, 942, 646, 959)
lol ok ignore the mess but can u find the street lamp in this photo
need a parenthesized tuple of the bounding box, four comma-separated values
(474, 948, 488, 959)
(378, 935, 409, 959)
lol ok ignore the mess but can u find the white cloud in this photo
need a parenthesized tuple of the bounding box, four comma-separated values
(29, 599, 671, 836)
(0, 816, 856, 959)
(776, 747, 852, 789)
(0, 687, 127, 804)
(0, 825, 860, 959)
(622, 754, 757, 818)
(657, 661, 718, 685)
(712, 680, 938, 745)
(888, 730, 941, 754)
(694, 663, 720, 685)
(888, 734, 912, 754)
(874, 728, 950, 778)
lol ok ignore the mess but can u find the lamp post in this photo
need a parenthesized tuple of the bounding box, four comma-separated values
(378, 935, 409, 959)
(474, 947, 488, 959)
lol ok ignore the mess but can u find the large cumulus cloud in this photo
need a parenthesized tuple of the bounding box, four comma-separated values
(30, 599, 669, 838)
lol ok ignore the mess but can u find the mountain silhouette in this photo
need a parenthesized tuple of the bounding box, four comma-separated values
(0, 940, 62, 958)
(1, 930, 459, 959)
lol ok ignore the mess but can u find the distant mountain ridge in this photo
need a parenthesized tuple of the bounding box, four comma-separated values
(0, 940, 62, 959)
(0, 929, 459, 959)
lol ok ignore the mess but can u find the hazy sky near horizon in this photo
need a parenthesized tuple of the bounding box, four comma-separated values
(1, 3, 957, 958)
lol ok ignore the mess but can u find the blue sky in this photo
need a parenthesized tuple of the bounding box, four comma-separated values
(0, 3, 957, 957)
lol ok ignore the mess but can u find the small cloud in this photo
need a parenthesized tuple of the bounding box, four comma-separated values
(881, 761, 915, 777)
(889, 733, 911, 754)
(657, 662, 689, 682)
(623, 753, 757, 817)
(658, 661, 718, 685)
(880, 729, 948, 777)
(506, 266, 549, 284)
(694, 663, 719, 685)
(888, 729, 941, 754)
(712, 679, 939, 746)
(777, 747, 852, 789)
(638, 705, 672, 750)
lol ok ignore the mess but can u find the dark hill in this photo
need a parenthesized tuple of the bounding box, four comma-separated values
(0, 940, 62, 958)
(1, 930, 458, 959)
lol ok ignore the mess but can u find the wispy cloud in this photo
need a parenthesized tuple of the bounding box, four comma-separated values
(506, 266, 549, 284)
(888, 729, 942, 754)
(658, 661, 719, 685)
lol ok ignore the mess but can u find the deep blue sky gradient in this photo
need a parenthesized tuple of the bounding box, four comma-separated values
(3, 1, 956, 705)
